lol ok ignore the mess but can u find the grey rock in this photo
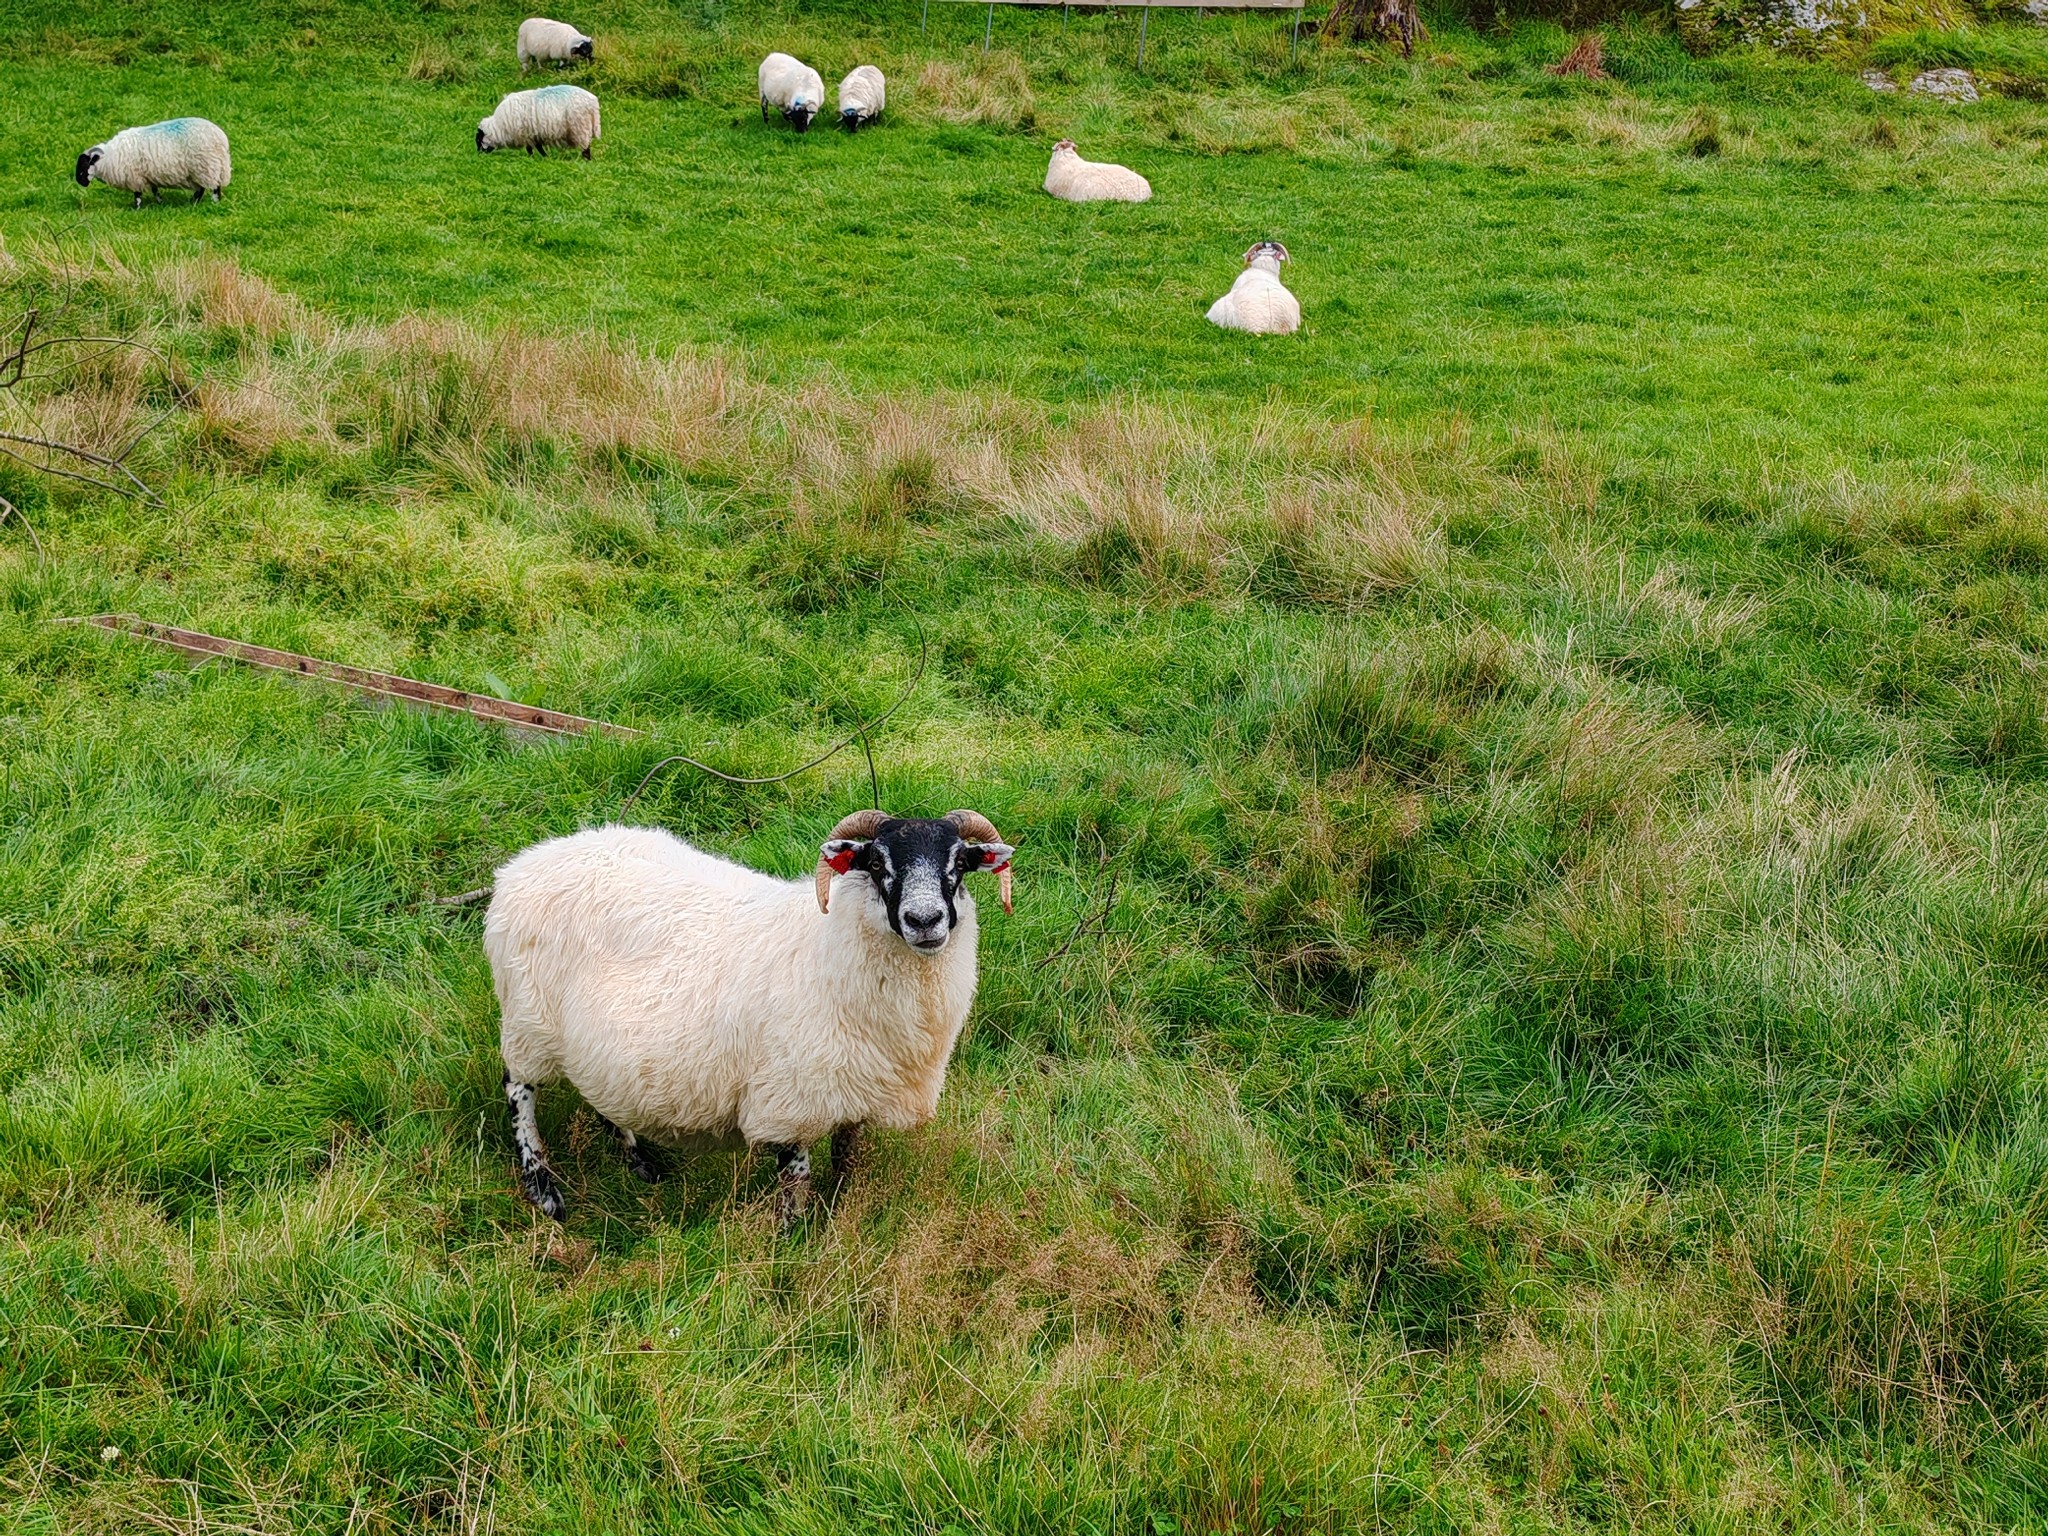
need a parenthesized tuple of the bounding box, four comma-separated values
(1909, 67, 1979, 102)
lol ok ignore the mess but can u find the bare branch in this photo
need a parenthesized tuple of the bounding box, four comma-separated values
(0, 491, 46, 567)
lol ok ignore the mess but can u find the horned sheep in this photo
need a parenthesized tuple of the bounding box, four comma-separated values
(1206, 242, 1301, 335)
(1043, 140, 1151, 204)
(518, 17, 594, 72)
(75, 119, 231, 209)
(486, 810, 1015, 1227)
(477, 84, 602, 159)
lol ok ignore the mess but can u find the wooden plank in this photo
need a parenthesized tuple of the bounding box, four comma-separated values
(67, 615, 639, 739)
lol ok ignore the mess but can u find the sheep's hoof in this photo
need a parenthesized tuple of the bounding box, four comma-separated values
(624, 1143, 663, 1184)
(519, 1164, 566, 1221)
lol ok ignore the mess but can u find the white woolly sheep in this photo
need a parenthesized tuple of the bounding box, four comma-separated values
(75, 118, 231, 209)
(1043, 139, 1151, 204)
(1206, 241, 1301, 335)
(759, 52, 826, 133)
(837, 65, 886, 131)
(518, 17, 594, 73)
(477, 84, 601, 159)
(487, 810, 1015, 1227)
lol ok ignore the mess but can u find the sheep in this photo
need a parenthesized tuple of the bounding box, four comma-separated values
(1206, 241, 1301, 335)
(1043, 139, 1151, 204)
(477, 84, 601, 160)
(487, 809, 1016, 1228)
(837, 65, 886, 131)
(759, 52, 825, 133)
(518, 17, 594, 73)
(74, 118, 231, 210)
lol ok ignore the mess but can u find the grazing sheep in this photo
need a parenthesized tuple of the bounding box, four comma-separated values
(838, 65, 886, 130)
(1206, 242, 1301, 335)
(74, 118, 231, 209)
(759, 52, 825, 132)
(1043, 139, 1151, 204)
(477, 84, 601, 159)
(488, 809, 1016, 1228)
(518, 17, 594, 73)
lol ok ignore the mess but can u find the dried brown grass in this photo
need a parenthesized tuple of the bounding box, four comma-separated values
(12, 253, 1501, 608)
(909, 56, 1035, 132)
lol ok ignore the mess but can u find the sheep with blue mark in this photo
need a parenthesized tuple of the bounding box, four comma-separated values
(759, 53, 826, 133)
(477, 85, 602, 159)
(75, 118, 231, 209)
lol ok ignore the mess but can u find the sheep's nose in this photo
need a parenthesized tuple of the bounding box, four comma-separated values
(902, 907, 947, 941)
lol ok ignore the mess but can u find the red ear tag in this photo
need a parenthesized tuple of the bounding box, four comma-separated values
(825, 848, 858, 874)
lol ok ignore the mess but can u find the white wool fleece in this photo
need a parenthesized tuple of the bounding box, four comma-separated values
(759, 53, 825, 115)
(1207, 246, 1301, 335)
(79, 119, 231, 202)
(838, 65, 886, 126)
(478, 84, 601, 154)
(518, 17, 592, 72)
(1043, 140, 1151, 204)
(487, 825, 983, 1149)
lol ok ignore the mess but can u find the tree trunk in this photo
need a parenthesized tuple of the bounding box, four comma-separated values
(1320, 0, 1424, 57)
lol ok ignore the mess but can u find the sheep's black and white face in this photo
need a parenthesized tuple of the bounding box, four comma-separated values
(573, 38, 593, 59)
(786, 104, 815, 132)
(476, 125, 494, 152)
(822, 818, 1013, 954)
(75, 149, 102, 187)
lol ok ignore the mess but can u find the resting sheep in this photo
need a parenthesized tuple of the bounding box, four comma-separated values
(1206, 242, 1301, 335)
(1044, 140, 1151, 204)
(75, 119, 231, 209)
(486, 810, 1016, 1227)
(518, 17, 594, 72)
(838, 65, 886, 131)
(477, 84, 601, 159)
(759, 52, 826, 132)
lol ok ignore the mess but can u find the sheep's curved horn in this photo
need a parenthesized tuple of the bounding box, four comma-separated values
(946, 809, 1014, 915)
(816, 809, 891, 912)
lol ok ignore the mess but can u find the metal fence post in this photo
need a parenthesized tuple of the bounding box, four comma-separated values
(1063, 0, 1070, 31)
(922, 0, 930, 34)
(1290, 6, 1300, 60)
(1137, 0, 1150, 65)
(984, 0, 995, 50)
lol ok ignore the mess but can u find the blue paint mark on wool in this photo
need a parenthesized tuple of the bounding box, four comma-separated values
(535, 85, 577, 99)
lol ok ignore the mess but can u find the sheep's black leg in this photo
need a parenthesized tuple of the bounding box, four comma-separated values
(772, 1142, 811, 1231)
(193, 188, 205, 204)
(505, 1070, 565, 1220)
(581, 146, 591, 160)
(829, 1122, 865, 1199)
(536, 144, 547, 157)
(597, 1112, 663, 1183)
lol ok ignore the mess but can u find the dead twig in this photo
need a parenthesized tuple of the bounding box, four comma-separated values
(621, 618, 928, 809)
(57, 614, 638, 738)
(428, 888, 494, 909)
(1035, 838, 1122, 973)
(0, 491, 45, 567)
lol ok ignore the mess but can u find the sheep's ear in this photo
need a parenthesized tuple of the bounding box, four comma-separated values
(821, 838, 867, 874)
(962, 841, 1014, 874)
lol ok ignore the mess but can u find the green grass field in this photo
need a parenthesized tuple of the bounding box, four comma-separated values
(6, 0, 2048, 1530)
